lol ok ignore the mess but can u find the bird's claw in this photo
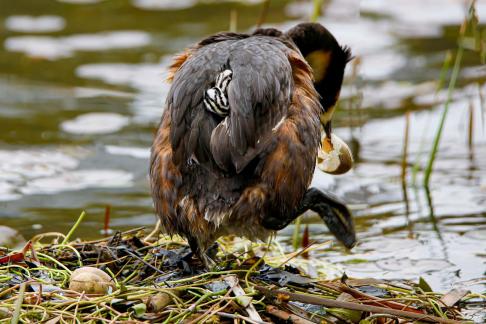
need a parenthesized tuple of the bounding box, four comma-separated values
(200, 253, 218, 271)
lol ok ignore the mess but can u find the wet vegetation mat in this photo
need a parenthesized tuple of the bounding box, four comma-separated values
(0, 216, 483, 324)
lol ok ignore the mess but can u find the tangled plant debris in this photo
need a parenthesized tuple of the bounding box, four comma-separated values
(0, 216, 482, 324)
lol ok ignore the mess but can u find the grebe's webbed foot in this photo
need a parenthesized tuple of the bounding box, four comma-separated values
(261, 187, 356, 249)
(200, 252, 217, 270)
(187, 237, 218, 271)
(302, 188, 356, 249)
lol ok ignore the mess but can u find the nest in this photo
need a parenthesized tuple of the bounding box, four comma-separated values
(0, 215, 481, 324)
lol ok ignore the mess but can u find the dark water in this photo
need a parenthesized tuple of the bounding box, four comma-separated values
(0, 0, 485, 306)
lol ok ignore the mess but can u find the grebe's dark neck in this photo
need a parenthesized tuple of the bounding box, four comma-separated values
(286, 23, 352, 124)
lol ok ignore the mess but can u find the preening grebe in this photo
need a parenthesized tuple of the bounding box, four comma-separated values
(150, 23, 355, 267)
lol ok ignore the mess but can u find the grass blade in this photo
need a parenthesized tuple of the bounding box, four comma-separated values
(423, 43, 464, 187)
(61, 211, 87, 245)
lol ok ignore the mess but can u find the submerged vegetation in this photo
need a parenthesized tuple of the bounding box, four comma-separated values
(0, 214, 483, 323)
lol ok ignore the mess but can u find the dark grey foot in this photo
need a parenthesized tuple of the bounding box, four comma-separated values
(187, 237, 218, 270)
(199, 253, 217, 270)
(261, 214, 294, 231)
(302, 188, 356, 249)
(262, 187, 356, 249)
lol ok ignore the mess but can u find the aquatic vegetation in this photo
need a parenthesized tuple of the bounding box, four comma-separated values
(0, 215, 480, 323)
(423, 0, 483, 187)
(0, 1, 485, 322)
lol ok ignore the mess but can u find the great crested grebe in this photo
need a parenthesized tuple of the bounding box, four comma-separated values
(150, 23, 355, 267)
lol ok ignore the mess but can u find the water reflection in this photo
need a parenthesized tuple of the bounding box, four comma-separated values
(0, 0, 484, 299)
(5, 31, 151, 60)
(5, 15, 66, 33)
(61, 112, 130, 134)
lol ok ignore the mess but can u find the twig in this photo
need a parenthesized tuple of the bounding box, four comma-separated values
(72, 292, 84, 324)
(229, 10, 237, 33)
(35, 282, 42, 305)
(291, 217, 302, 250)
(198, 311, 266, 324)
(144, 219, 161, 243)
(401, 111, 410, 184)
(0, 283, 27, 299)
(102, 205, 111, 236)
(277, 240, 328, 268)
(311, 0, 324, 22)
(301, 225, 310, 258)
(36, 252, 72, 273)
(468, 102, 474, 151)
(118, 247, 166, 275)
(188, 287, 234, 324)
(11, 282, 26, 324)
(266, 305, 315, 324)
(256, 0, 271, 28)
(256, 286, 466, 324)
(224, 275, 263, 323)
(31, 232, 66, 244)
(364, 313, 401, 322)
(440, 288, 470, 307)
(170, 290, 227, 322)
(72, 227, 145, 245)
(324, 282, 424, 314)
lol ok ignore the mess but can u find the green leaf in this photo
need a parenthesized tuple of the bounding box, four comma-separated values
(418, 277, 433, 292)
(328, 308, 362, 323)
(118, 283, 128, 293)
(235, 295, 252, 308)
(359, 320, 372, 324)
(131, 303, 146, 316)
(344, 258, 369, 264)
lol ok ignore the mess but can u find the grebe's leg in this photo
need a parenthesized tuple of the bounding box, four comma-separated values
(262, 187, 356, 249)
(187, 236, 217, 270)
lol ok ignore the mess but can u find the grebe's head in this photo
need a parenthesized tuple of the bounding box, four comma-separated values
(286, 23, 354, 175)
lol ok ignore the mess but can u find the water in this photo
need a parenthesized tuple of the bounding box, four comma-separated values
(0, 0, 485, 304)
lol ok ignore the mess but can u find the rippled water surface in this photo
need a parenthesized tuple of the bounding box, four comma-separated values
(1, 0, 485, 303)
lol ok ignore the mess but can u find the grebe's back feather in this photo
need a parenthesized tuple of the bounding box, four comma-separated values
(168, 35, 296, 174)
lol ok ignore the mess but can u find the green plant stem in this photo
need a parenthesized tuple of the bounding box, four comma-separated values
(37, 252, 72, 274)
(423, 46, 464, 187)
(291, 217, 301, 250)
(256, 286, 465, 324)
(11, 282, 26, 324)
(435, 51, 453, 94)
(256, 0, 270, 28)
(169, 290, 227, 323)
(412, 50, 452, 187)
(311, 0, 323, 22)
(229, 10, 237, 33)
(61, 211, 86, 245)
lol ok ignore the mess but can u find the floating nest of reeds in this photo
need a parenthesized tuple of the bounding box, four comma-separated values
(0, 220, 482, 324)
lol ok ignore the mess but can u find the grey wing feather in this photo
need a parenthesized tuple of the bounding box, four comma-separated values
(211, 38, 293, 172)
(168, 35, 293, 174)
(168, 41, 232, 165)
